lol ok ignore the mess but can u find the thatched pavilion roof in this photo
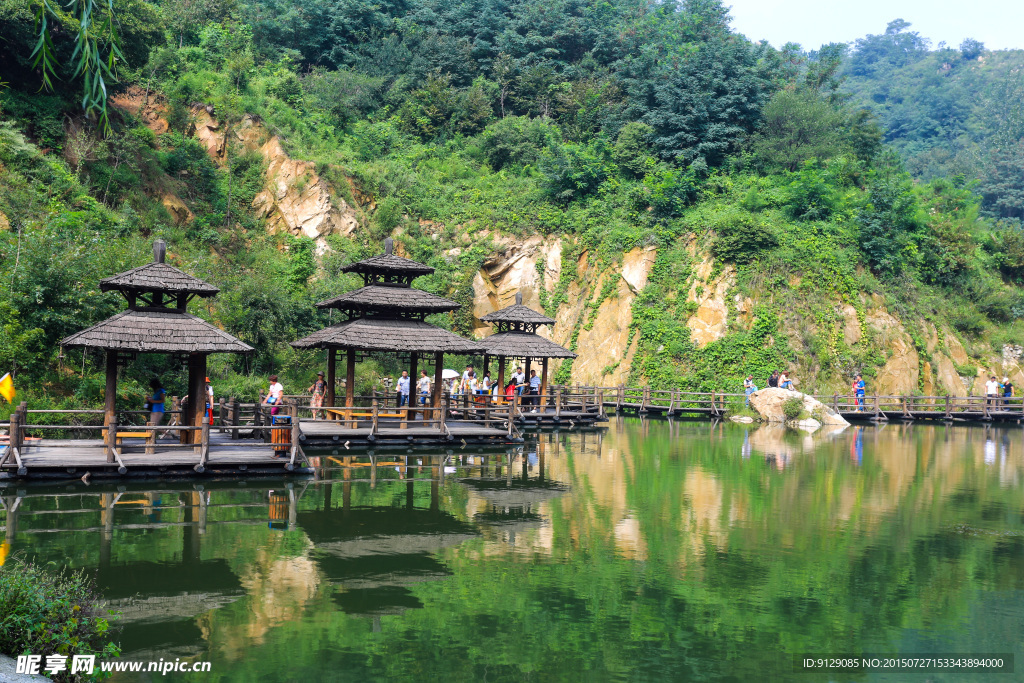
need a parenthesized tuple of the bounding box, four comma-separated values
(480, 331, 575, 359)
(291, 317, 485, 353)
(316, 285, 458, 313)
(61, 309, 253, 354)
(341, 238, 434, 280)
(479, 303, 555, 325)
(100, 239, 219, 297)
(100, 262, 219, 297)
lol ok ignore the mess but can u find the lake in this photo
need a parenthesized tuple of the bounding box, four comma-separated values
(2, 417, 1023, 681)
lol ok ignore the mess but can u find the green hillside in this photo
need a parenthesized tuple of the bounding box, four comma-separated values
(1, 0, 1023, 415)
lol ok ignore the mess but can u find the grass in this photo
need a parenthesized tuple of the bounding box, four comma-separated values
(0, 558, 120, 682)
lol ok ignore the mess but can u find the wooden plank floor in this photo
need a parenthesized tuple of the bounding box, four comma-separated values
(299, 420, 509, 440)
(2, 433, 300, 475)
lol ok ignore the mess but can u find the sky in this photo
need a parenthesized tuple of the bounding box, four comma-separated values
(724, 0, 1024, 52)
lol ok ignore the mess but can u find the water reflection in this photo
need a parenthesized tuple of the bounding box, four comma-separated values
(0, 420, 1022, 681)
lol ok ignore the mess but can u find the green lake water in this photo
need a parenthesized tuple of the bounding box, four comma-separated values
(3, 417, 1024, 681)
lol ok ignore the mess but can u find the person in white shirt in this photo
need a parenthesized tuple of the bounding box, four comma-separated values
(264, 374, 284, 416)
(417, 371, 431, 405)
(985, 376, 1000, 409)
(397, 371, 411, 407)
(513, 367, 526, 395)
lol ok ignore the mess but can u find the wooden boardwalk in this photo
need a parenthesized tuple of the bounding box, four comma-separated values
(298, 419, 514, 447)
(588, 386, 1024, 424)
(1, 432, 311, 481)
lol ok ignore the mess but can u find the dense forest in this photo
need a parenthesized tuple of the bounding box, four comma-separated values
(1, 0, 1023, 414)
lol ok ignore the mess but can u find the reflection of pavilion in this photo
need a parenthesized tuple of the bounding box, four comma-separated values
(458, 442, 569, 531)
(299, 485, 477, 615)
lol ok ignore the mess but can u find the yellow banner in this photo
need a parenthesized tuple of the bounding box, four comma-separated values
(0, 373, 14, 404)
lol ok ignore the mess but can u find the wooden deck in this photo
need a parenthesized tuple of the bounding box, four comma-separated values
(1, 433, 310, 480)
(298, 419, 516, 447)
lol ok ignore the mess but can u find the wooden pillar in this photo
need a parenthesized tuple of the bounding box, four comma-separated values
(187, 353, 206, 444)
(524, 357, 531, 408)
(345, 348, 356, 427)
(326, 348, 337, 408)
(103, 350, 117, 436)
(540, 357, 549, 412)
(482, 354, 490, 384)
(433, 352, 444, 418)
(498, 357, 506, 398)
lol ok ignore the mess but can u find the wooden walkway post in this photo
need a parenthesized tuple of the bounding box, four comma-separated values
(372, 399, 380, 436)
(106, 417, 117, 464)
(597, 388, 605, 417)
(231, 397, 240, 439)
(555, 387, 562, 419)
(617, 385, 624, 410)
(345, 348, 356, 428)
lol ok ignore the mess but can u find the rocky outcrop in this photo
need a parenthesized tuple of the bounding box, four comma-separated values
(865, 308, 919, 395)
(161, 193, 193, 225)
(748, 387, 849, 426)
(472, 236, 561, 337)
(686, 256, 735, 348)
(0, 210, 9, 231)
(190, 108, 363, 243)
(110, 86, 169, 134)
(470, 242, 656, 386)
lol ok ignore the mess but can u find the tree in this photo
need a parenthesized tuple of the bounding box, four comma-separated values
(979, 141, 1024, 221)
(749, 89, 848, 171)
(859, 178, 922, 274)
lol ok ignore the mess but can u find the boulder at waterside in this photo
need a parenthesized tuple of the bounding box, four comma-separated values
(748, 388, 849, 426)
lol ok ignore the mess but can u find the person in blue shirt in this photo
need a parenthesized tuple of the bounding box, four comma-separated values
(148, 378, 167, 437)
(854, 374, 866, 410)
(528, 370, 542, 412)
(396, 371, 411, 407)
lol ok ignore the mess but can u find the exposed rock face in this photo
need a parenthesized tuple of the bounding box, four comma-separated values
(110, 86, 169, 134)
(686, 257, 735, 348)
(932, 352, 968, 395)
(841, 304, 861, 345)
(472, 236, 560, 337)
(161, 194, 193, 225)
(191, 108, 363, 243)
(865, 308, 919, 395)
(252, 137, 360, 239)
(0, 210, 9, 231)
(748, 387, 849, 426)
(471, 242, 656, 386)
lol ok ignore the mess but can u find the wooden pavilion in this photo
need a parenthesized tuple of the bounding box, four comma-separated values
(61, 240, 253, 446)
(479, 291, 575, 405)
(291, 238, 485, 420)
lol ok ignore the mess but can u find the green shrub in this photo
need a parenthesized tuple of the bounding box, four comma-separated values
(0, 559, 119, 682)
(709, 209, 779, 263)
(479, 116, 561, 171)
(782, 396, 803, 420)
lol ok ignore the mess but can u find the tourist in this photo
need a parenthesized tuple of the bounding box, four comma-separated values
(397, 370, 411, 407)
(985, 375, 1000, 409)
(418, 370, 431, 406)
(743, 375, 757, 406)
(481, 373, 491, 396)
(513, 366, 526, 395)
(264, 375, 284, 416)
(147, 378, 167, 437)
(528, 370, 541, 411)
(780, 371, 793, 391)
(505, 379, 517, 403)
(307, 371, 327, 419)
(767, 370, 779, 388)
(853, 374, 866, 410)
(1002, 376, 1013, 408)
(205, 377, 215, 424)
(462, 365, 474, 388)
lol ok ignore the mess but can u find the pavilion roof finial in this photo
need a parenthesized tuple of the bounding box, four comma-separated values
(384, 237, 394, 256)
(153, 239, 166, 264)
(515, 291, 523, 305)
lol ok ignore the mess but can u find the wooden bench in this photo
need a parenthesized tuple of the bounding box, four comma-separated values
(115, 430, 156, 453)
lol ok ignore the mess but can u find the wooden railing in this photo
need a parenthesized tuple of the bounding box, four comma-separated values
(564, 384, 1024, 421)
